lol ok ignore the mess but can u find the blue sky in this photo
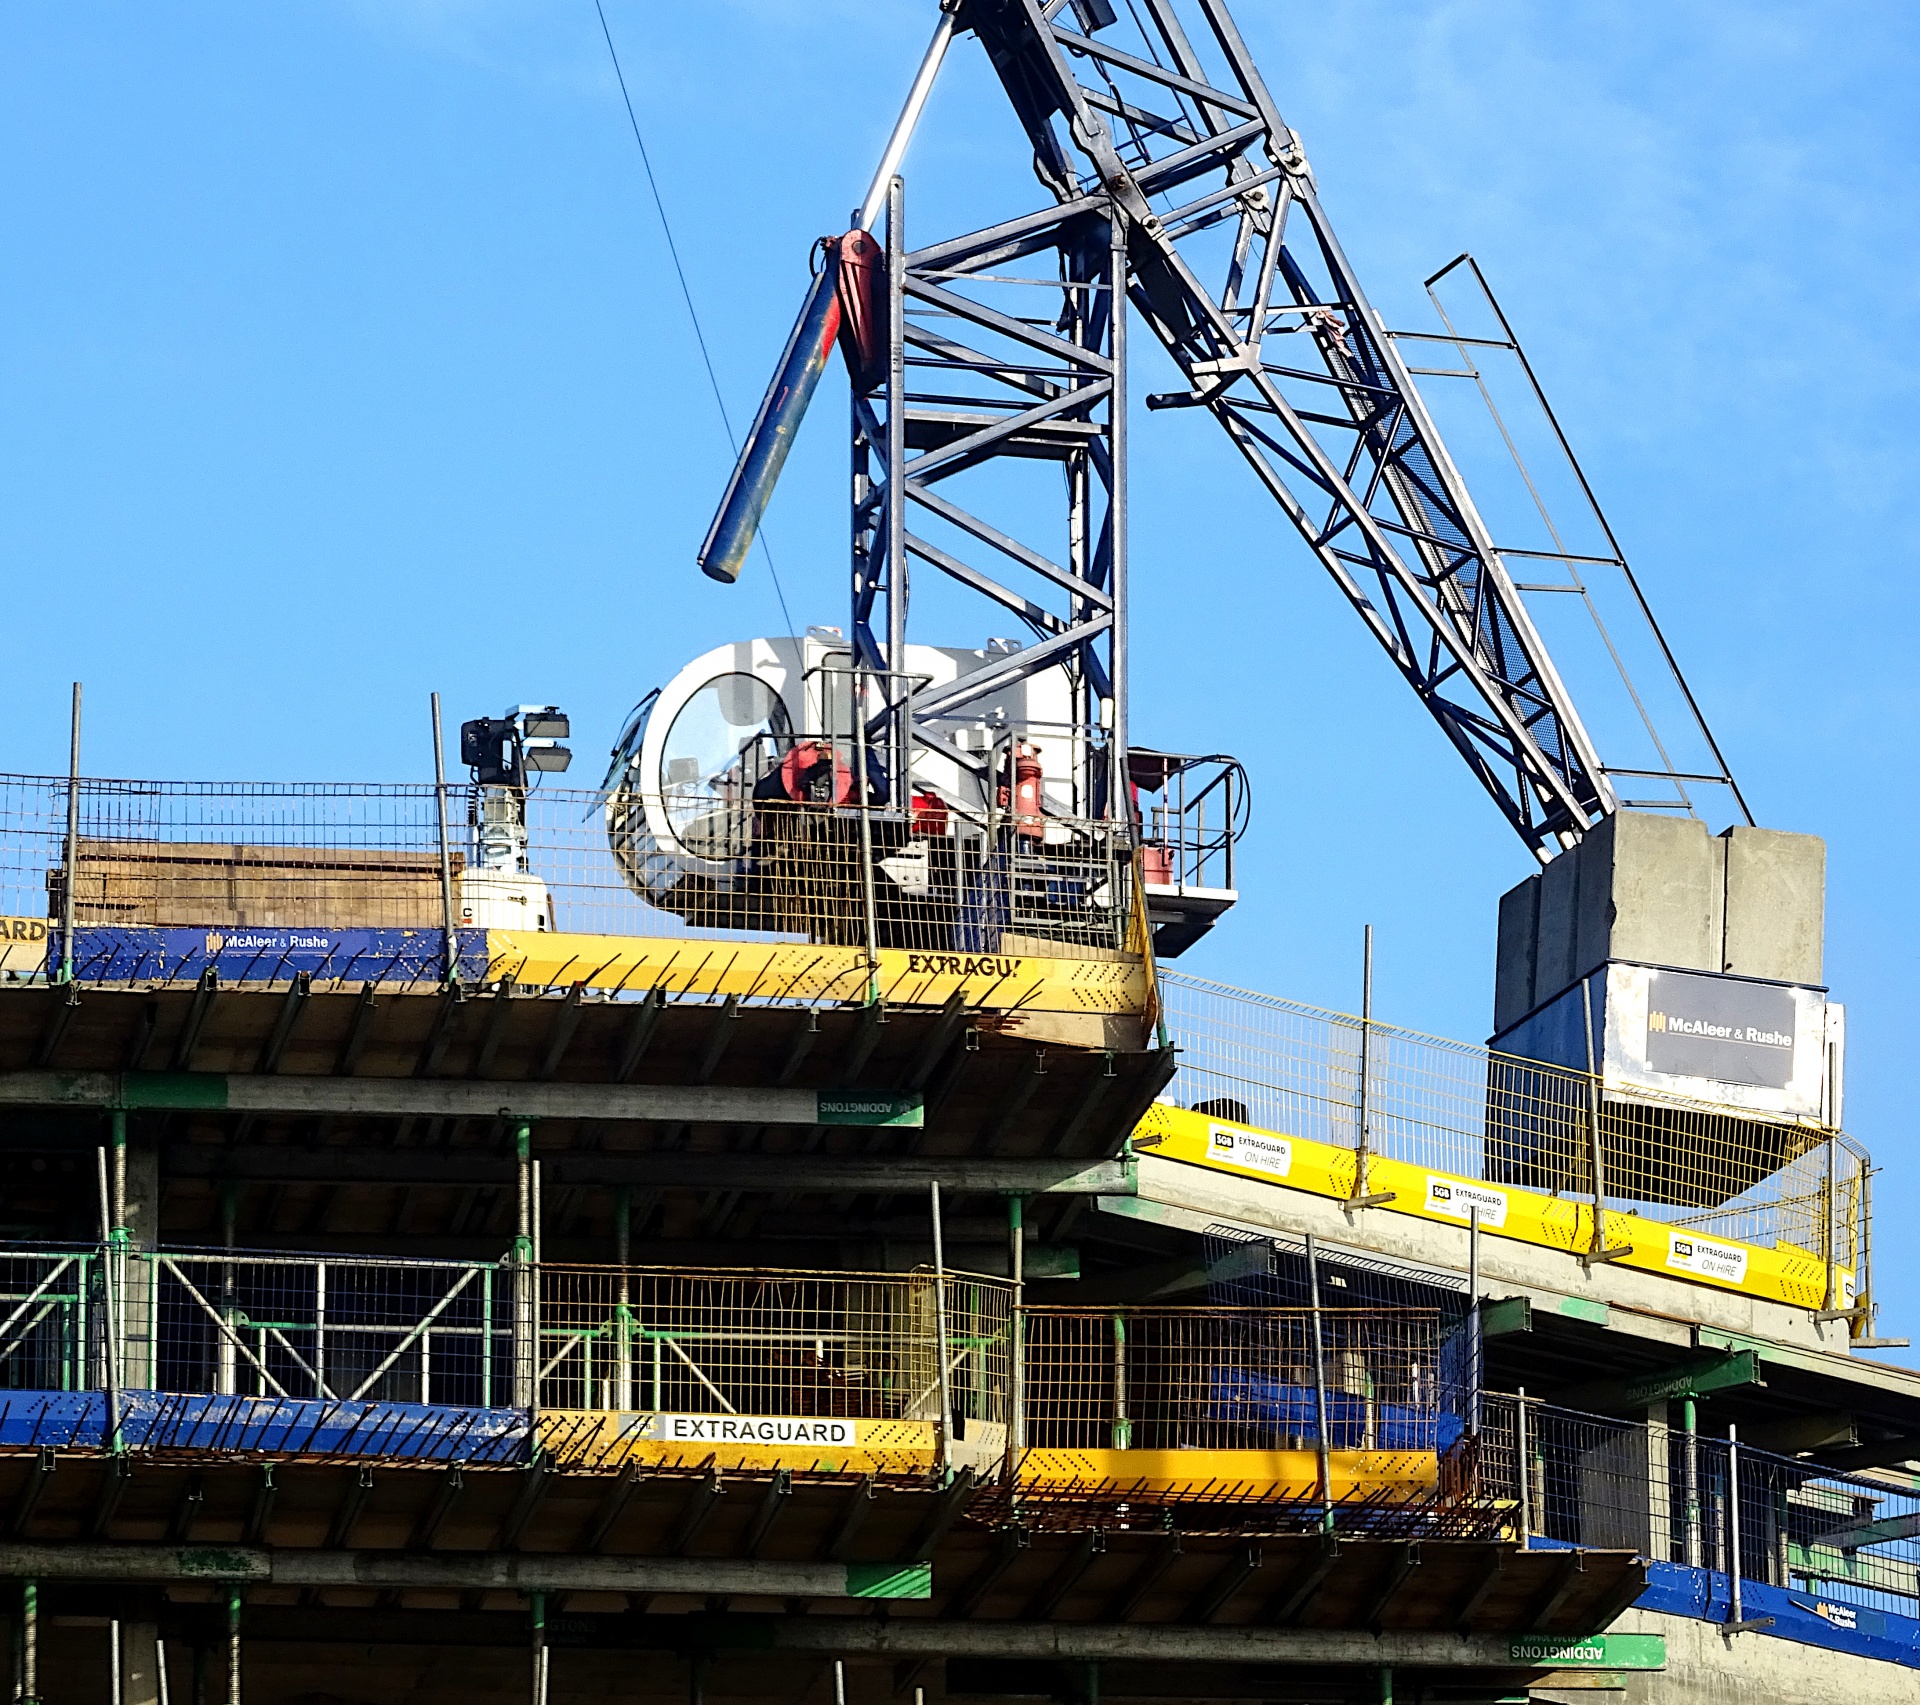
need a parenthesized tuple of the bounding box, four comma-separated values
(2, 2, 1915, 1351)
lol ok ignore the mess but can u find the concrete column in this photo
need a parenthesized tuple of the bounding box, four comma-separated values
(119, 1135, 161, 1393)
(121, 1616, 162, 1705)
(1645, 1402, 1673, 1561)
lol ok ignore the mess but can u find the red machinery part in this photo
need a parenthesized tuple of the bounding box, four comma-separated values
(910, 790, 950, 837)
(778, 741, 855, 805)
(834, 229, 888, 395)
(1005, 744, 1043, 839)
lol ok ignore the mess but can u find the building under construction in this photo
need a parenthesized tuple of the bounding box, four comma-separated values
(1, 3, 1915, 1703)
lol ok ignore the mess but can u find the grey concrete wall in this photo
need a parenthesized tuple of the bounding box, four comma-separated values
(1496, 880, 1541, 1032)
(1595, 813, 1722, 973)
(1606, 1606, 1915, 1705)
(1723, 826, 1824, 983)
(1536, 849, 1581, 1000)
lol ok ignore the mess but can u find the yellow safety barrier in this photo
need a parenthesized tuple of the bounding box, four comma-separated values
(1013, 1445, 1438, 1502)
(1132, 1103, 1852, 1312)
(484, 930, 1150, 1019)
(537, 1410, 940, 1475)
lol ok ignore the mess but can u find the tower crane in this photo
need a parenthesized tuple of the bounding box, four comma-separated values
(610, 0, 1750, 959)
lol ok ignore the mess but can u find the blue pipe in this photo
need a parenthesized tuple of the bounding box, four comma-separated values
(697, 261, 842, 585)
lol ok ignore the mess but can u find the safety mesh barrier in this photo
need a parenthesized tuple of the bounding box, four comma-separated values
(0, 1244, 1026, 1470)
(1020, 1306, 1451, 1452)
(0, 772, 1140, 983)
(140, 1249, 516, 1409)
(1481, 1393, 1920, 1619)
(1159, 970, 1871, 1278)
(0, 1247, 97, 1393)
(535, 1265, 1011, 1427)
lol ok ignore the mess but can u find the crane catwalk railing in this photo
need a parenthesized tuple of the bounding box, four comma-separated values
(1157, 971, 1872, 1291)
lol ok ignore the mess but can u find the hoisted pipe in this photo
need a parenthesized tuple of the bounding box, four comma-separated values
(697, 14, 955, 585)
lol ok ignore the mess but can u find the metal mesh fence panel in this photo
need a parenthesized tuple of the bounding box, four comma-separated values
(1481, 1394, 1920, 1619)
(0, 773, 1142, 988)
(1020, 1307, 1449, 1452)
(535, 1265, 1011, 1426)
(1159, 970, 1869, 1274)
(0, 1247, 97, 1393)
(143, 1249, 513, 1408)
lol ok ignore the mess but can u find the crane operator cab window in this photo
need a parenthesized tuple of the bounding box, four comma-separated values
(659, 672, 792, 859)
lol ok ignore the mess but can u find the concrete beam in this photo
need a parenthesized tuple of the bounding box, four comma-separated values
(0, 1071, 922, 1128)
(0, 1544, 929, 1600)
(160, 1148, 1135, 1196)
(740, 1617, 1664, 1670)
(1123, 1156, 1862, 1357)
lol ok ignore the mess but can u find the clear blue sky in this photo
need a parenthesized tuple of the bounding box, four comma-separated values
(2, 2, 1914, 1353)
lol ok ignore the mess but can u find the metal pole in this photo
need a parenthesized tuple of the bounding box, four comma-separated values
(225, 1587, 240, 1705)
(97, 1145, 121, 1452)
(930, 1180, 952, 1479)
(1110, 1314, 1129, 1450)
(1305, 1233, 1333, 1530)
(19, 1580, 35, 1705)
(218, 1185, 238, 1398)
(1820, 1132, 1839, 1314)
(1356, 925, 1373, 1197)
(155, 1636, 172, 1705)
(854, 13, 956, 232)
(1860, 1164, 1875, 1339)
(514, 1123, 535, 1408)
(111, 1109, 127, 1239)
(60, 683, 80, 985)
(1107, 206, 1128, 804)
(431, 694, 461, 986)
(615, 1187, 633, 1412)
(1008, 1196, 1025, 1461)
(1467, 1206, 1481, 1437)
(110, 1108, 128, 1401)
(833, 1658, 847, 1705)
(1727, 1425, 1744, 1626)
(313, 1261, 327, 1401)
(886, 175, 908, 804)
(528, 1591, 548, 1705)
(111, 1618, 122, 1705)
(1581, 974, 1609, 1255)
(853, 663, 881, 1001)
(1515, 1387, 1530, 1547)
(1682, 1396, 1701, 1568)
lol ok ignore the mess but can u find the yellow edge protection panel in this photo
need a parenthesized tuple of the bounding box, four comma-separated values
(539, 1410, 938, 1476)
(1132, 1103, 1852, 1312)
(1015, 1446, 1438, 1499)
(485, 931, 1148, 1016)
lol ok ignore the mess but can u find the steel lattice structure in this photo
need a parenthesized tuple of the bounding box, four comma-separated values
(713, 0, 1748, 861)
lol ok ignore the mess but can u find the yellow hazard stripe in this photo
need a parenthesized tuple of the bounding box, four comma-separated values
(1132, 1102, 1849, 1312)
(483, 930, 1148, 1015)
